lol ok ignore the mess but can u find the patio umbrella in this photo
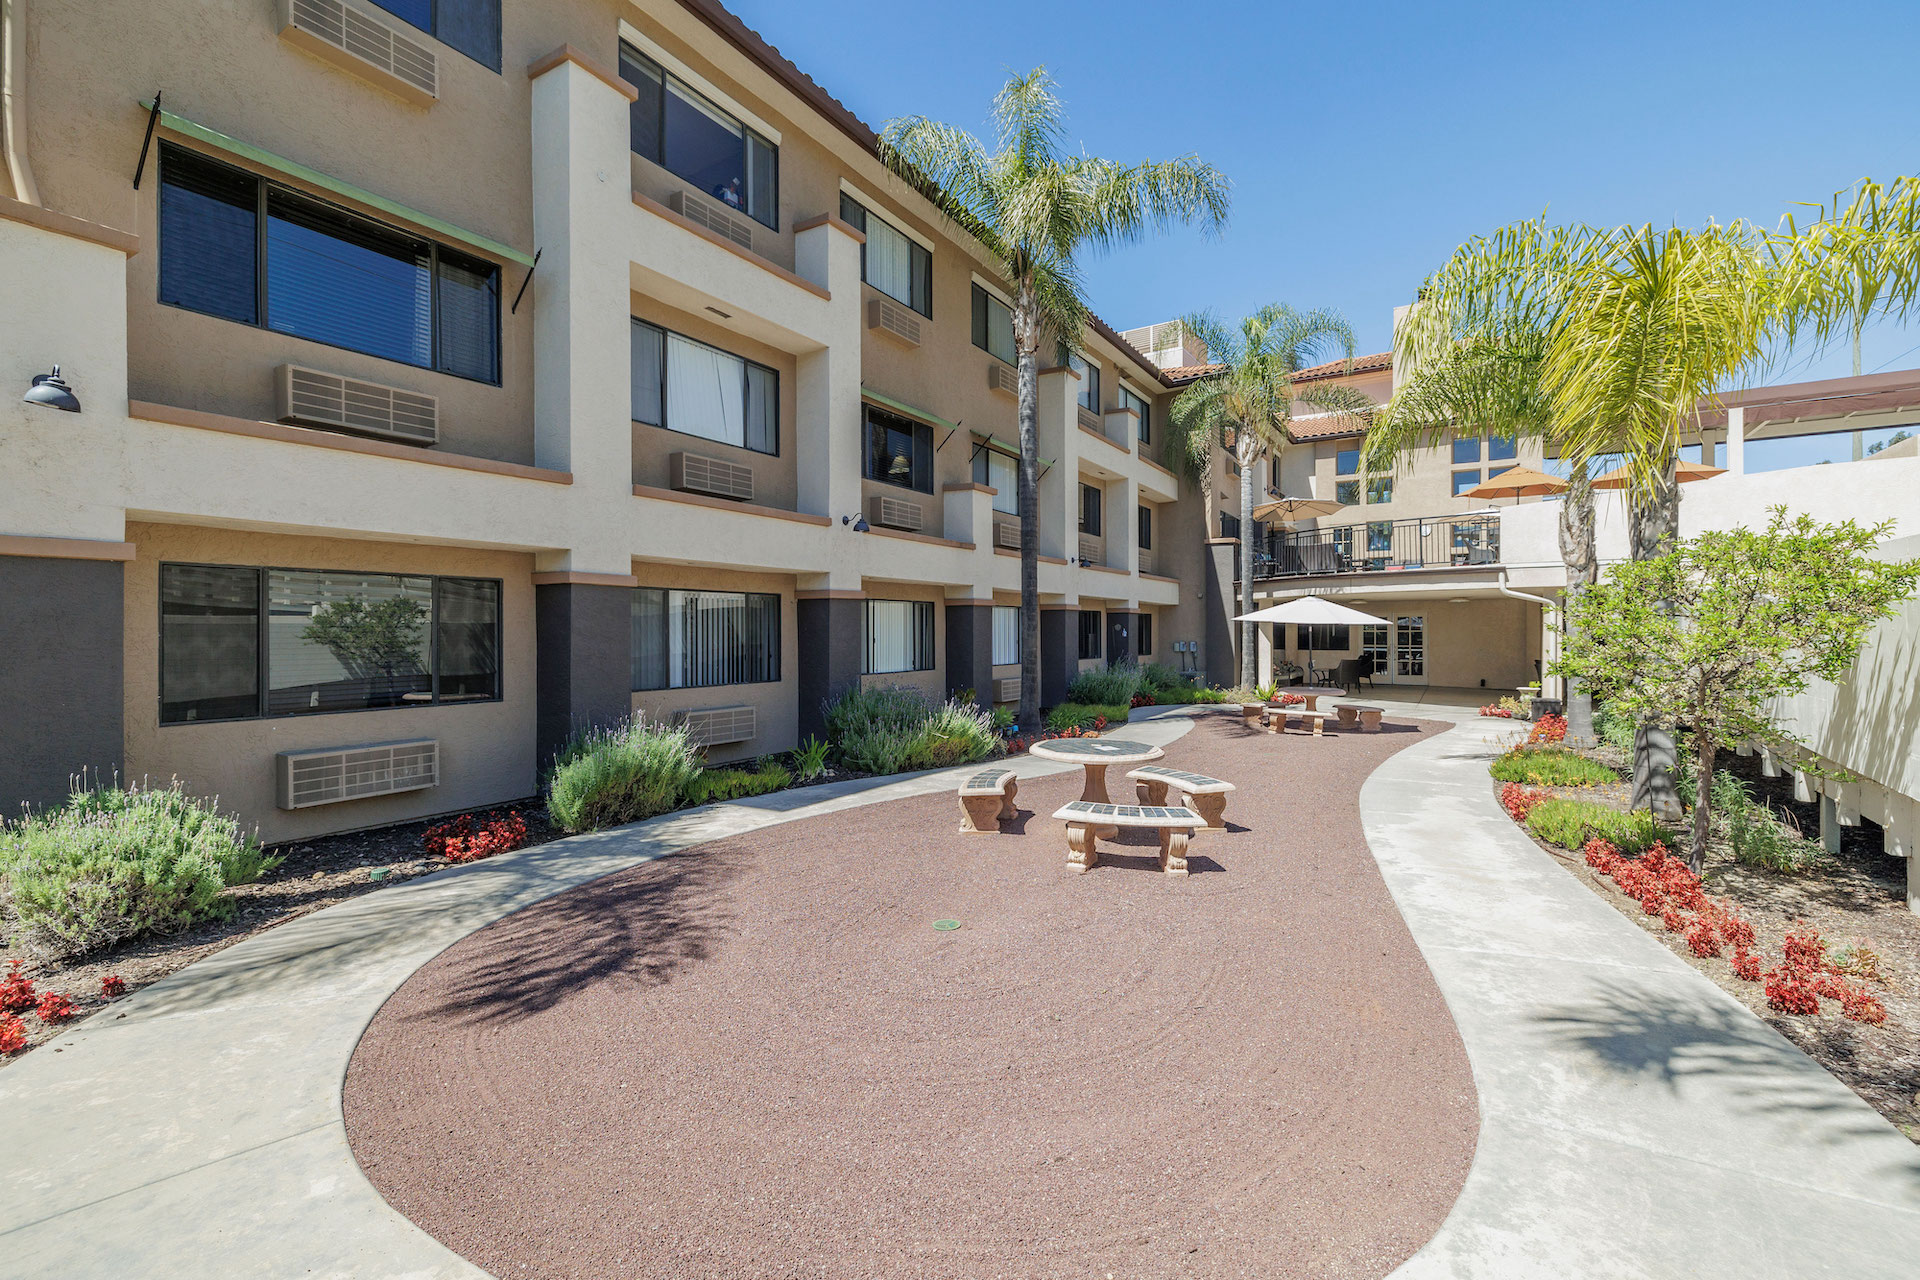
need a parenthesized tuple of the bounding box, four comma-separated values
(1252, 494, 1345, 525)
(1464, 464, 1567, 501)
(1233, 597, 1385, 683)
(1589, 459, 1727, 488)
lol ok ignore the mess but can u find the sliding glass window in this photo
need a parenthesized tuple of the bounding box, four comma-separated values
(368, 0, 501, 70)
(158, 145, 499, 383)
(840, 195, 931, 317)
(631, 589, 780, 691)
(863, 600, 935, 674)
(1069, 354, 1100, 412)
(972, 447, 1019, 514)
(971, 284, 1015, 364)
(1119, 384, 1150, 443)
(865, 406, 932, 492)
(620, 43, 778, 229)
(159, 564, 501, 724)
(991, 606, 1019, 666)
(631, 320, 778, 455)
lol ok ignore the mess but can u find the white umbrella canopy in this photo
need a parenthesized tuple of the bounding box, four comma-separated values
(1251, 495, 1345, 525)
(1233, 597, 1385, 685)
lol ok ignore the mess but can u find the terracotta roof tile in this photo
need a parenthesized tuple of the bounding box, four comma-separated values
(1161, 363, 1227, 382)
(1288, 416, 1372, 443)
(1292, 352, 1393, 382)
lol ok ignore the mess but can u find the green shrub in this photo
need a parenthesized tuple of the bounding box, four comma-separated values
(1593, 705, 1637, 753)
(1490, 747, 1618, 788)
(916, 700, 1000, 768)
(1712, 772, 1824, 872)
(789, 735, 830, 783)
(1152, 684, 1197, 704)
(1188, 686, 1233, 704)
(1524, 797, 1670, 854)
(1045, 702, 1129, 731)
(684, 762, 793, 806)
(0, 782, 276, 960)
(826, 687, 998, 775)
(1139, 663, 1185, 693)
(825, 685, 929, 747)
(990, 706, 1016, 732)
(1067, 663, 1142, 706)
(547, 717, 703, 833)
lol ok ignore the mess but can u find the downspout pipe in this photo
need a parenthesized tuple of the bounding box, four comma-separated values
(1498, 571, 1561, 700)
(1, 0, 40, 206)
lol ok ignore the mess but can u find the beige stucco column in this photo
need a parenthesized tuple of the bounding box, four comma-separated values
(1104, 474, 1138, 573)
(793, 216, 863, 522)
(1035, 365, 1078, 561)
(1724, 404, 1746, 476)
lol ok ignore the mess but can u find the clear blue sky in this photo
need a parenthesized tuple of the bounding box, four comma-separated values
(733, 0, 1920, 392)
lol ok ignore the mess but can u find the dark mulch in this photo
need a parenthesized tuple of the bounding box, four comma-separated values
(344, 712, 1477, 1280)
(1, 798, 561, 1061)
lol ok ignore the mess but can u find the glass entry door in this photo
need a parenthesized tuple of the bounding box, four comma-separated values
(1394, 615, 1427, 683)
(1360, 624, 1389, 684)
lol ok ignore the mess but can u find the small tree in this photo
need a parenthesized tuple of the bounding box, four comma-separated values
(1556, 508, 1920, 872)
(303, 596, 428, 687)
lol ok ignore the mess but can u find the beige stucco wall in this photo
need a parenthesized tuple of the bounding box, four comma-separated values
(122, 522, 537, 845)
(628, 562, 798, 763)
(1273, 597, 1541, 692)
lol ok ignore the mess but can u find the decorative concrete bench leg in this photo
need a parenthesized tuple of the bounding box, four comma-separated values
(1336, 707, 1358, 729)
(1311, 716, 1325, 738)
(1273, 713, 1291, 735)
(1240, 707, 1261, 730)
(1158, 826, 1191, 876)
(959, 793, 1004, 834)
(1066, 823, 1098, 873)
(1360, 710, 1382, 732)
(1000, 777, 1018, 821)
(1188, 792, 1227, 833)
(1136, 779, 1170, 805)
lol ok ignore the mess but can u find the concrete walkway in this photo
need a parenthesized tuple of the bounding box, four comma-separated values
(1366, 712, 1920, 1280)
(0, 712, 1199, 1280)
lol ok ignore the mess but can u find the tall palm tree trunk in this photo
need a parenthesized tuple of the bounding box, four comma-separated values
(1015, 284, 1042, 733)
(1556, 462, 1597, 743)
(1238, 439, 1258, 688)
(1629, 459, 1683, 820)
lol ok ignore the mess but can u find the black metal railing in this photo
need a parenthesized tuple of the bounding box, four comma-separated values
(1251, 514, 1501, 580)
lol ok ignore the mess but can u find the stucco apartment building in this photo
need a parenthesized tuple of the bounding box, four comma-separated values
(0, 0, 1220, 841)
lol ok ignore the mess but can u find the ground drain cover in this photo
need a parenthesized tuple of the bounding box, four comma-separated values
(933, 919, 962, 931)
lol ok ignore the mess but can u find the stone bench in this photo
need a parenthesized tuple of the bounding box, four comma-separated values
(1336, 704, 1384, 732)
(1278, 708, 1333, 737)
(1127, 765, 1235, 833)
(1238, 702, 1268, 730)
(957, 767, 1018, 833)
(1053, 800, 1205, 876)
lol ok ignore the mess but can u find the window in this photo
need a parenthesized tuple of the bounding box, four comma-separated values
(1452, 437, 1482, 465)
(866, 406, 932, 492)
(369, 0, 500, 71)
(1080, 483, 1103, 535)
(631, 589, 779, 691)
(630, 321, 778, 455)
(1221, 512, 1241, 539)
(1078, 609, 1102, 660)
(1300, 624, 1350, 652)
(621, 43, 778, 229)
(1336, 479, 1361, 505)
(1119, 384, 1150, 443)
(973, 446, 1019, 515)
(1138, 612, 1154, 657)
(1366, 521, 1393, 554)
(159, 146, 500, 383)
(1452, 470, 1482, 497)
(840, 194, 930, 317)
(991, 605, 1019, 665)
(160, 564, 500, 724)
(1366, 476, 1394, 504)
(1069, 354, 1101, 413)
(863, 600, 934, 674)
(1336, 447, 1360, 476)
(971, 283, 1015, 364)
(1138, 504, 1153, 550)
(1488, 436, 1518, 461)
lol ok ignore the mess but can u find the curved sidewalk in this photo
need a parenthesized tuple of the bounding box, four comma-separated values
(0, 712, 1199, 1280)
(1366, 715, 1920, 1280)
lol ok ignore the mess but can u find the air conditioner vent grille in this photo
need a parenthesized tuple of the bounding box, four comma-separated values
(277, 364, 438, 445)
(867, 494, 925, 532)
(1138, 548, 1156, 574)
(867, 297, 923, 347)
(675, 705, 757, 748)
(282, 0, 438, 101)
(276, 739, 438, 809)
(668, 189, 754, 250)
(1077, 405, 1103, 433)
(995, 677, 1021, 704)
(987, 362, 1017, 399)
(992, 518, 1022, 550)
(670, 450, 755, 502)
(1078, 534, 1103, 563)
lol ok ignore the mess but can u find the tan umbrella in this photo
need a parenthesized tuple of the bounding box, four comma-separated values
(1252, 494, 1345, 525)
(1464, 464, 1567, 499)
(1590, 459, 1728, 488)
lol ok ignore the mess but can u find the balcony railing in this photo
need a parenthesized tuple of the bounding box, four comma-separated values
(1251, 514, 1501, 580)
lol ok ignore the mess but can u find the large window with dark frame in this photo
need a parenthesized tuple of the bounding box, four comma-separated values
(971, 283, 1015, 364)
(1119, 383, 1150, 443)
(863, 600, 935, 674)
(972, 445, 1020, 515)
(991, 605, 1019, 666)
(630, 320, 778, 455)
(865, 406, 933, 493)
(1299, 624, 1351, 652)
(159, 564, 500, 725)
(619, 42, 778, 229)
(1068, 353, 1101, 413)
(158, 145, 500, 384)
(1079, 483, 1103, 535)
(369, 0, 500, 70)
(1138, 503, 1153, 550)
(1078, 609, 1103, 660)
(1138, 612, 1154, 656)
(840, 194, 931, 317)
(630, 588, 780, 691)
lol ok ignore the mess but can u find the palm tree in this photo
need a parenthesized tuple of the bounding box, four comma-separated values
(1170, 306, 1373, 689)
(880, 70, 1229, 730)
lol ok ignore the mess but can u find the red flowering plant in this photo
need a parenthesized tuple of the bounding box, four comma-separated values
(0, 961, 35, 1014)
(1129, 692, 1156, 708)
(1526, 713, 1569, 745)
(0, 1014, 26, 1055)
(1499, 782, 1550, 822)
(1272, 691, 1305, 707)
(35, 991, 75, 1023)
(423, 811, 529, 864)
(1479, 704, 1516, 718)
(100, 975, 126, 999)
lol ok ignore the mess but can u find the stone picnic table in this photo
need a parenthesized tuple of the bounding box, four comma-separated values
(1027, 737, 1165, 836)
(1291, 685, 1348, 712)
